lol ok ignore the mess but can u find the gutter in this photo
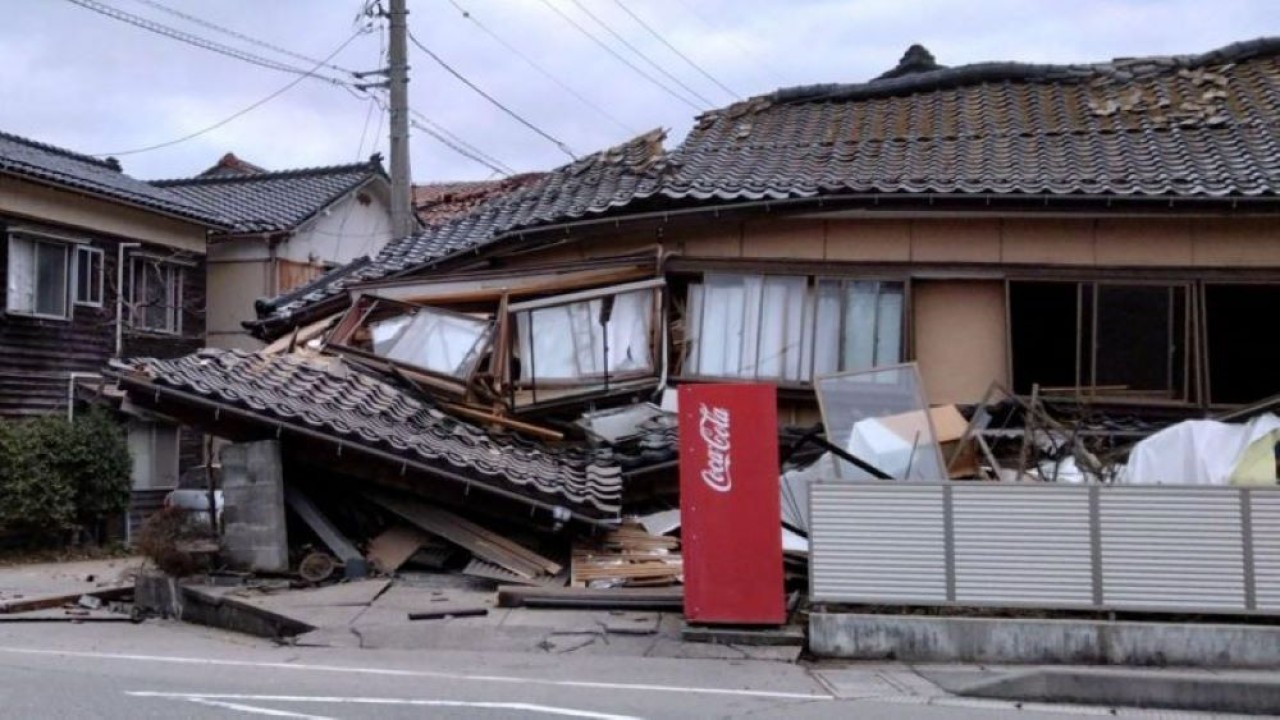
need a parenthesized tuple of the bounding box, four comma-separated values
(113, 373, 617, 527)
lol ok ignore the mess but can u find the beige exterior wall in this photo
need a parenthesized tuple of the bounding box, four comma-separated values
(913, 280, 1009, 405)
(0, 176, 208, 252)
(206, 260, 269, 350)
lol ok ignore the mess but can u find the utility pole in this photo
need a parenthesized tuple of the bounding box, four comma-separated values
(387, 0, 414, 238)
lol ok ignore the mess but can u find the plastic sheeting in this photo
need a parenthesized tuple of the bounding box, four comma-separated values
(1124, 413, 1280, 486)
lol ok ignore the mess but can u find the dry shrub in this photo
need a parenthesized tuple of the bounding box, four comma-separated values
(134, 506, 204, 577)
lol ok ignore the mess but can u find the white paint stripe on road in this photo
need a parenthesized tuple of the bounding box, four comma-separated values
(0, 646, 830, 701)
(180, 697, 337, 719)
(132, 692, 644, 720)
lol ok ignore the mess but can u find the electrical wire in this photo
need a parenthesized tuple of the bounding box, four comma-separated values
(671, 0, 788, 87)
(565, 0, 714, 107)
(410, 118, 513, 176)
(443, 0, 636, 136)
(533, 0, 702, 111)
(64, 0, 353, 86)
(129, 0, 357, 75)
(409, 108, 515, 175)
(608, 0, 740, 101)
(94, 30, 366, 157)
(407, 29, 576, 160)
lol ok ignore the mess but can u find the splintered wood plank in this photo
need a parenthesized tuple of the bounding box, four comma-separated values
(367, 492, 561, 578)
(366, 525, 431, 574)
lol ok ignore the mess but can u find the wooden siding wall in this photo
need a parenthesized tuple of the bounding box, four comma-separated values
(0, 215, 206, 417)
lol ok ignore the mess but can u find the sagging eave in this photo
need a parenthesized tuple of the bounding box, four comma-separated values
(112, 372, 620, 527)
(245, 188, 1280, 342)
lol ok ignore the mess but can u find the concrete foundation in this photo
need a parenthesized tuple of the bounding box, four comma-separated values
(219, 440, 288, 573)
(810, 612, 1280, 668)
(134, 571, 313, 639)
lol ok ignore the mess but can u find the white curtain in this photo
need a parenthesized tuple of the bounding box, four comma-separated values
(517, 289, 654, 382)
(371, 309, 489, 377)
(6, 237, 34, 313)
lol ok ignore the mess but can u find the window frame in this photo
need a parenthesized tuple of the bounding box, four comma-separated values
(5, 232, 73, 321)
(74, 245, 105, 308)
(129, 256, 184, 335)
(681, 272, 907, 386)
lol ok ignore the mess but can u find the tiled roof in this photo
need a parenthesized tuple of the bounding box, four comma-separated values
(197, 152, 268, 178)
(0, 130, 225, 225)
(663, 37, 1280, 200)
(257, 37, 1280, 328)
(413, 173, 546, 226)
(258, 130, 668, 322)
(115, 349, 623, 519)
(153, 157, 386, 234)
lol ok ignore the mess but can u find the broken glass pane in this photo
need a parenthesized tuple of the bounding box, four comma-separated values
(370, 308, 490, 378)
(815, 363, 946, 481)
(516, 289, 654, 382)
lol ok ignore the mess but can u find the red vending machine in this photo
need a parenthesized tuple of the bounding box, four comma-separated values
(678, 383, 785, 625)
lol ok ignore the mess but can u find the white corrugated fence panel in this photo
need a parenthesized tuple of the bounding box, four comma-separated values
(1253, 491, 1280, 612)
(1100, 488, 1245, 610)
(810, 483, 946, 603)
(953, 484, 1093, 606)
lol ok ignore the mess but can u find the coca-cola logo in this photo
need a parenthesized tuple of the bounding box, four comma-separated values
(698, 403, 732, 493)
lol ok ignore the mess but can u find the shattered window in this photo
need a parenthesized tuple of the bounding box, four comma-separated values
(368, 307, 490, 379)
(514, 288, 655, 382)
(686, 274, 903, 383)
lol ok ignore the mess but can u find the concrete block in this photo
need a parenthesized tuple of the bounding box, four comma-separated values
(810, 612, 1280, 668)
(219, 441, 288, 573)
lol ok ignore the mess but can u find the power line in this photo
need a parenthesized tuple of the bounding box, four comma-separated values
(608, 0, 740, 101)
(444, 0, 636, 136)
(670, 0, 788, 88)
(565, 0, 714, 107)
(407, 29, 576, 160)
(129, 0, 357, 75)
(94, 30, 366, 157)
(408, 108, 515, 175)
(533, 0, 702, 112)
(410, 118, 512, 176)
(64, 0, 352, 86)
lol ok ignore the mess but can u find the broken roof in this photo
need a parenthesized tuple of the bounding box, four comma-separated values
(115, 349, 624, 520)
(152, 156, 387, 234)
(255, 37, 1280, 330)
(413, 173, 546, 226)
(0, 130, 227, 226)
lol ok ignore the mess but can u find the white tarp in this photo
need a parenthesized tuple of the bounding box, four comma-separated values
(1124, 413, 1280, 486)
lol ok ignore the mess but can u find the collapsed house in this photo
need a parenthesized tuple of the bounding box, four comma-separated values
(103, 38, 1280, 590)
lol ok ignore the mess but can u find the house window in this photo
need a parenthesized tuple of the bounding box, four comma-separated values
(131, 258, 183, 334)
(1009, 281, 1188, 400)
(74, 246, 104, 307)
(369, 307, 491, 379)
(685, 274, 904, 383)
(514, 286, 657, 383)
(6, 234, 71, 319)
(127, 421, 179, 490)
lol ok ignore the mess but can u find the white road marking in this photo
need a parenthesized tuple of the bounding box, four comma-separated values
(0, 645, 830, 701)
(180, 696, 337, 719)
(130, 692, 644, 720)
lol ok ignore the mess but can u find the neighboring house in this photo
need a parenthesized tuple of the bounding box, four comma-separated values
(153, 154, 394, 349)
(0, 129, 226, 498)
(253, 37, 1280, 417)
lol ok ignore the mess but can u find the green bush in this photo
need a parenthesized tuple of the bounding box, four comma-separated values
(0, 408, 132, 540)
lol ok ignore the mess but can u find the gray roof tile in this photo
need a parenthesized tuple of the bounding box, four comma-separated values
(153, 160, 385, 234)
(116, 349, 623, 519)
(0, 131, 225, 225)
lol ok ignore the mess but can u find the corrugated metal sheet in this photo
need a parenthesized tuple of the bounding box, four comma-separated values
(810, 482, 1279, 615)
(1253, 491, 1280, 612)
(1100, 488, 1245, 610)
(810, 483, 946, 603)
(953, 484, 1093, 606)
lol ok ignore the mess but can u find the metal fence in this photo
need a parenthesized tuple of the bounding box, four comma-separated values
(809, 482, 1280, 615)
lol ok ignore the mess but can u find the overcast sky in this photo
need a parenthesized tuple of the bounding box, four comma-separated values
(2, 0, 1277, 183)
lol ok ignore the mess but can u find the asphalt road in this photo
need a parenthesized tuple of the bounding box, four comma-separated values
(0, 620, 1115, 719)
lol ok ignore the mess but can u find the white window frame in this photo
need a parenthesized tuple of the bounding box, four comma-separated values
(129, 256, 184, 335)
(5, 233, 73, 320)
(73, 245, 105, 308)
(684, 273, 906, 384)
